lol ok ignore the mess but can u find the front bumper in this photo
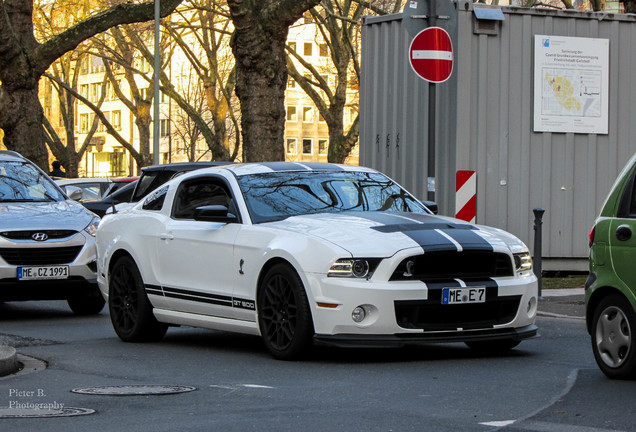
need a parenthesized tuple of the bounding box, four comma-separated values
(314, 324, 538, 348)
(304, 270, 539, 338)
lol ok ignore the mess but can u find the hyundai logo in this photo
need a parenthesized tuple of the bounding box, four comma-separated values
(32, 232, 49, 241)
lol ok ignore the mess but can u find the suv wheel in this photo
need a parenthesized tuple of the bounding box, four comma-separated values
(67, 289, 105, 315)
(591, 294, 636, 380)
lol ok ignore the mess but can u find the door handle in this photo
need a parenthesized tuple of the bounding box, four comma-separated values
(616, 225, 632, 242)
(159, 233, 174, 240)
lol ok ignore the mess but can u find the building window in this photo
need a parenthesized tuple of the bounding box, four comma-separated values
(112, 110, 122, 131)
(90, 83, 100, 103)
(286, 106, 297, 122)
(304, 42, 313, 56)
(286, 138, 297, 154)
(287, 77, 296, 89)
(79, 114, 89, 133)
(303, 139, 312, 155)
(79, 84, 89, 99)
(302, 106, 313, 123)
(319, 43, 328, 57)
(160, 119, 170, 137)
(318, 139, 328, 155)
(318, 111, 326, 123)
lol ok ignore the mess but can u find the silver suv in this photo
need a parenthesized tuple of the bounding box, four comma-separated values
(0, 151, 104, 315)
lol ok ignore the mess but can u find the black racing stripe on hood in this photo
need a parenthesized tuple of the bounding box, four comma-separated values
(440, 229, 493, 252)
(352, 211, 493, 252)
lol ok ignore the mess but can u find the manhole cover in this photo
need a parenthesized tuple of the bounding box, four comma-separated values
(0, 407, 94, 418)
(71, 385, 196, 396)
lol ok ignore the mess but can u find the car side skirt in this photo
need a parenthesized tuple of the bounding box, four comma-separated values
(152, 308, 261, 336)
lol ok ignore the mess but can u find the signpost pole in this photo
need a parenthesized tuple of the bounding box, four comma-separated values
(427, 0, 437, 202)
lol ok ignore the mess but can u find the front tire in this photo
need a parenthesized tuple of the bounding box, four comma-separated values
(591, 294, 636, 380)
(257, 263, 314, 360)
(109, 256, 167, 342)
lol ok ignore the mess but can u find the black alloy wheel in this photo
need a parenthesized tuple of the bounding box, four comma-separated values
(109, 255, 167, 342)
(258, 263, 314, 360)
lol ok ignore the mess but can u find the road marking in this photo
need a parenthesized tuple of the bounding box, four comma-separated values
(480, 420, 515, 427)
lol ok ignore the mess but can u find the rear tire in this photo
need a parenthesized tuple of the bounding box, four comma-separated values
(257, 263, 314, 360)
(108, 256, 167, 342)
(591, 294, 636, 380)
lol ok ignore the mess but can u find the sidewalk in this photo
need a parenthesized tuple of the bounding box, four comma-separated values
(0, 345, 18, 377)
(538, 288, 585, 320)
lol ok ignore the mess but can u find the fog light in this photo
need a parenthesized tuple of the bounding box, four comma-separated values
(352, 306, 366, 323)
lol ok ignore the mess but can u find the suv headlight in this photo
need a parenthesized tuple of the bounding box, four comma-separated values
(328, 258, 381, 279)
(83, 216, 100, 237)
(513, 251, 533, 275)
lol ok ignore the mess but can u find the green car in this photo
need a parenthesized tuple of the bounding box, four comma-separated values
(587, 154, 636, 379)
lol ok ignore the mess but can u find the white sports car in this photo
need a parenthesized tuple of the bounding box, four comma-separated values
(96, 162, 538, 359)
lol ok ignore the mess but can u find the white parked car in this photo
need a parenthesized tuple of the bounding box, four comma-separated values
(96, 163, 538, 359)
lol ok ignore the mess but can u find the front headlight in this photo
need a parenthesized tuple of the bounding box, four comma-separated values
(513, 251, 533, 275)
(328, 258, 381, 279)
(83, 216, 100, 237)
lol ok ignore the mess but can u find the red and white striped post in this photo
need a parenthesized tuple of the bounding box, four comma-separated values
(455, 170, 476, 223)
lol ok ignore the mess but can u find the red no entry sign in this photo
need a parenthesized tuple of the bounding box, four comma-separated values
(409, 27, 453, 83)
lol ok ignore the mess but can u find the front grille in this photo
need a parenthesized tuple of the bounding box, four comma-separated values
(0, 246, 83, 265)
(0, 230, 77, 240)
(395, 284, 521, 331)
(390, 251, 513, 281)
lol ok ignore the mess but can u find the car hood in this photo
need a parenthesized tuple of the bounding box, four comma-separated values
(0, 200, 96, 231)
(265, 211, 523, 257)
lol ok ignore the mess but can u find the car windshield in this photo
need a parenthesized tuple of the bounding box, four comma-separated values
(237, 171, 429, 223)
(0, 161, 65, 202)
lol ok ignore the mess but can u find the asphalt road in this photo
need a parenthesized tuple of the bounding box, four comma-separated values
(0, 292, 633, 432)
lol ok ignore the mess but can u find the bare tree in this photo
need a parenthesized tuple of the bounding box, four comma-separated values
(0, 0, 182, 170)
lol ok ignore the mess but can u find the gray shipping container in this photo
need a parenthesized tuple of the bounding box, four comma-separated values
(360, 0, 636, 271)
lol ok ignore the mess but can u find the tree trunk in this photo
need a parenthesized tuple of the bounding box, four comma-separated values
(227, 0, 321, 162)
(0, 87, 49, 169)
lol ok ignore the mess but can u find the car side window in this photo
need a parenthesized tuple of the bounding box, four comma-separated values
(142, 186, 169, 211)
(172, 178, 232, 220)
(617, 168, 636, 218)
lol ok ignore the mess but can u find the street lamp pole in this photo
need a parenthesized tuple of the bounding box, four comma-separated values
(153, 0, 161, 165)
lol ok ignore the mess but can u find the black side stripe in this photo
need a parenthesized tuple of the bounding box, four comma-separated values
(145, 285, 255, 310)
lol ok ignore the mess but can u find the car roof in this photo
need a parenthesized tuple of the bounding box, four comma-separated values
(0, 150, 28, 162)
(216, 162, 377, 177)
(55, 178, 113, 185)
(140, 161, 232, 173)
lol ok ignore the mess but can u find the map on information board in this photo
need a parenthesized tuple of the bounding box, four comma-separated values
(534, 35, 609, 134)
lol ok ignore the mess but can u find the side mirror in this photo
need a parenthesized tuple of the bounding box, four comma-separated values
(193, 205, 238, 223)
(66, 186, 83, 201)
(422, 200, 438, 215)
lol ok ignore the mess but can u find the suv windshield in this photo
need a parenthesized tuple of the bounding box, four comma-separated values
(0, 161, 65, 202)
(238, 171, 429, 223)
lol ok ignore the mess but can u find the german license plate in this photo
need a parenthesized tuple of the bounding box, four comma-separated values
(442, 287, 486, 304)
(17, 266, 69, 280)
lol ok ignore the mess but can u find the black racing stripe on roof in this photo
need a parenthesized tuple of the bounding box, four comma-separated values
(253, 162, 346, 172)
(257, 162, 311, 171)
(296, 163, 346, 171)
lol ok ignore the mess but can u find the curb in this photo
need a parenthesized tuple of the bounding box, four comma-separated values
(0, 345, 18, 377)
